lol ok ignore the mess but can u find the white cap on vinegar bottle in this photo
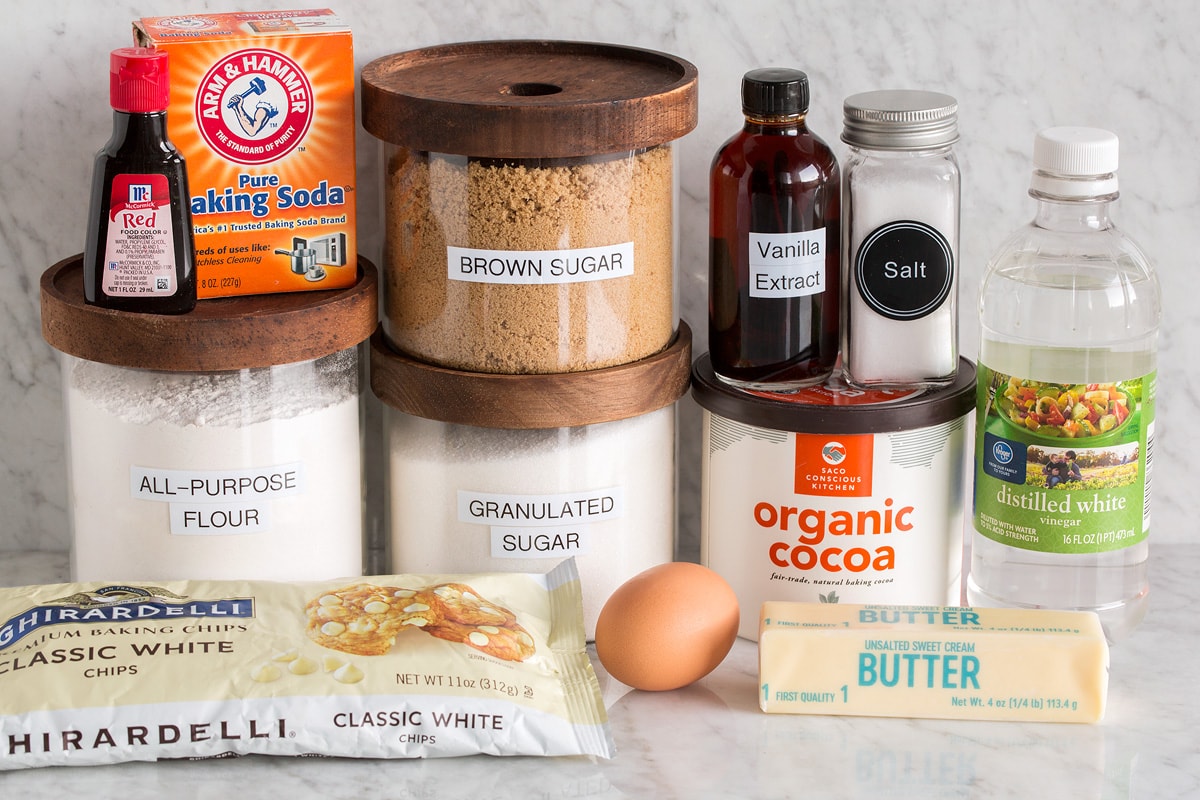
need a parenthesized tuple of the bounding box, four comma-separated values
(1029, 126, 1119, 200)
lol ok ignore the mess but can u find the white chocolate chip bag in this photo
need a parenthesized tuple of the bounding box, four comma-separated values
(0, 559, 613, 770)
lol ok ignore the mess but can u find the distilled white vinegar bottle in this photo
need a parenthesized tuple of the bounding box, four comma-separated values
(968, 127, 1161, 642)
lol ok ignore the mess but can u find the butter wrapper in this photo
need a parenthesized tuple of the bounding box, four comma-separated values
(759, 602, 1109, 723)
(0, 559, 612, 770)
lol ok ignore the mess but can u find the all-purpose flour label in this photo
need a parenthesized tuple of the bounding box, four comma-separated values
(131, 464, 305, 535)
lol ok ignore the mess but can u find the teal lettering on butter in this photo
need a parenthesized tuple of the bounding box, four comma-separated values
(857, 652, 981, 689)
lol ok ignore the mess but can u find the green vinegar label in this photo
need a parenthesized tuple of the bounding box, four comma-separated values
(973, 367, 1155, 554)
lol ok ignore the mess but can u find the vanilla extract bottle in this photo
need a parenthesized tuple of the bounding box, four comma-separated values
(709, 68, 840, 391)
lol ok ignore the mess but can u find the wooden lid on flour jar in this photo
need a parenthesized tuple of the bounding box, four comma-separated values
(41, 255, 378, 371)
(361, 41, 698, 376)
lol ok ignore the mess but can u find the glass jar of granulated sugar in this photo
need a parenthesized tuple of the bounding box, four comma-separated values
(371, 323, 693, 638)
(40, 255, 378, 582)
(361, 41, 698, 374)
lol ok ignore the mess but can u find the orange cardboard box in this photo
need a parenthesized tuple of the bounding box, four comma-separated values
(134, 9, 356, 298)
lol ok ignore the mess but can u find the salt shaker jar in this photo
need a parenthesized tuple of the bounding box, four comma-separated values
(361, 40, 697, 375)
(841, 90, 960, 388)
(41, 255, 378, 582)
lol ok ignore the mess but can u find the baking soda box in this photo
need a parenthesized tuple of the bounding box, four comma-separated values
(134, 10, 356, 298)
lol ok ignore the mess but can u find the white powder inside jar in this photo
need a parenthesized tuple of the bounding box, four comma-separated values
(846, 163, 959, 385)
(65, 350, 364, 582)
(387, 407, 676, 638)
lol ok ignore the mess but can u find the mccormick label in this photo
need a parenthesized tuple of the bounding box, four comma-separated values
(101, 174, 177, 296)
(698, 376, 971, 640)
(134, 10, 356, 298)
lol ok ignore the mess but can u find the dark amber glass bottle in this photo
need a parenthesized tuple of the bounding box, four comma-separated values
(709, 68, 839, 390)
(84, 47, 195, 314)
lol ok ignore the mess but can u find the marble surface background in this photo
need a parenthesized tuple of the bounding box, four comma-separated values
(2, 0, 1196, 558)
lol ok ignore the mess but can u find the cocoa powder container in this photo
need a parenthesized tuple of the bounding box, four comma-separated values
(361, 40, 698, 375)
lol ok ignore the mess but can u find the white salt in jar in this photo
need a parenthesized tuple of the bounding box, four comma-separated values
(372, 323, 692, 638)
(40, 256, 378, 582)
(841, 90, 960, 388)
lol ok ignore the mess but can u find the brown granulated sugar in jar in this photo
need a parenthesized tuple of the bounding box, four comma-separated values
(362, 41, 698, 374)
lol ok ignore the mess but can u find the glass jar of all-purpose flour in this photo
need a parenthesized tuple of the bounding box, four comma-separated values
(372, 323, 692, 639)
(41, 255, 378, 582)
(361, 40, 698, 375)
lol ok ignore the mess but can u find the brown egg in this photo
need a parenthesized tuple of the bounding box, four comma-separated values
(594, 562, 739, 691)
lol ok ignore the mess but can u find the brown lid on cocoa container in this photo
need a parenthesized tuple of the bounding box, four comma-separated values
(372, 321, 692, 429)
(361, 40, 698, 158)
(41, 255, 378, 371)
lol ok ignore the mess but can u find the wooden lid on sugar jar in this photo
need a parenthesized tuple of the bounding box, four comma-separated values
(40, 255, 378, 371)
(361, 40, 698, 158)
(371, 321, 692, 430)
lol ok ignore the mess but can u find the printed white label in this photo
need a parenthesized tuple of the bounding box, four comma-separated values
(447, 242, 634, 286)
(458, 488, 623, 527)
(490, 524, 592, 559)
(131, 464, 304, 536)
(749, 229, 826, 298)
(169, 502, 270, 535)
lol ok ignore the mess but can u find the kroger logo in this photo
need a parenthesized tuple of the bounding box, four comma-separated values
(991, 440, 1015, 464)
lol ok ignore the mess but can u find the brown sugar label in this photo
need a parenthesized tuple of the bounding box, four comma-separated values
(447, 242, 634, 285)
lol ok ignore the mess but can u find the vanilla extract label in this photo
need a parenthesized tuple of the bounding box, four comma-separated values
(748, 228, 826, 298)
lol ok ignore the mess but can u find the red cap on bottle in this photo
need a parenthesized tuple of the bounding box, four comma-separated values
(110, 47, 170, 113)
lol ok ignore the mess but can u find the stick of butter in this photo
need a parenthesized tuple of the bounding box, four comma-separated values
(759, 602, 1109, 723)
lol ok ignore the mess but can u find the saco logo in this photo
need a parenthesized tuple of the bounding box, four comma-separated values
(821, 442, 847, 466)
(0, 586, 254, 650)
(794, 434, 874, 497)
(196, 48, 313, 165)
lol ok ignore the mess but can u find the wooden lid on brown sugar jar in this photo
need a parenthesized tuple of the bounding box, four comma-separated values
(41, 255, 378, 371)
(371, 321, 693, 430)
(361, 40, 698, 158)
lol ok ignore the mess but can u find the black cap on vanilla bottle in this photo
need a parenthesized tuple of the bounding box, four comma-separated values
(742, 68, 810, 116)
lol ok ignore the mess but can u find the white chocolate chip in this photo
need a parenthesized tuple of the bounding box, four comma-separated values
(480, 606, 503, 618)
(394, 589, 415, 599)
(462, 591, 480, 604)
(517, 631, 534, 647)
(403, 603, 431, 614)
(348, 619, 377, 635)
(401, 618, 429, 628)
(272, 649, 300, 662)
(318, 594, 343, 607)
(320, 621, 347, 637)
(288, 656, 319, 675)
(321, 655, 345, 673)
(363, 600, 390, 615)
(251, 662, 282, 682)
(333, 662, 364, 684)
(478, 625, 501, 635)
(468, 631, 490, 647)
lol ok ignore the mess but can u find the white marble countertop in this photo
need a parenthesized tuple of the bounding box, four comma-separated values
(1, 547, 1196, 798)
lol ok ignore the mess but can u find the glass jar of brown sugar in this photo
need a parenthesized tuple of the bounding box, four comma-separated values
(361, 40, 698, 374)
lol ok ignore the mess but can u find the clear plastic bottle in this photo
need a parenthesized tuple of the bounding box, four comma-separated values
(968, 127, 1161, 642)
